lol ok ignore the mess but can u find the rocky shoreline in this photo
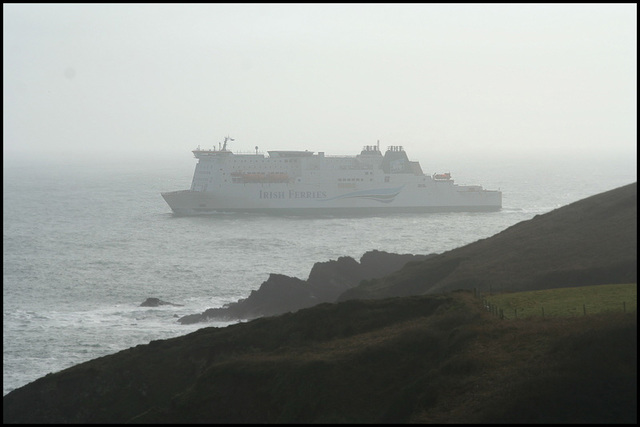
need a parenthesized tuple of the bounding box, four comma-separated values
(178, 250, 432, 323)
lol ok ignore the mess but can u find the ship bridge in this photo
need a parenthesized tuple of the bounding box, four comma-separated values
(268, 150, 315, 158)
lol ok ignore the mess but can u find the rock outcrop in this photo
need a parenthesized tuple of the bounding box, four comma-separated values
(140, 298, 183, 307)
(179, 250, 431, 323)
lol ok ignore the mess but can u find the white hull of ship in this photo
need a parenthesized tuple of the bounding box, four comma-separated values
(161, 183, 502, 215)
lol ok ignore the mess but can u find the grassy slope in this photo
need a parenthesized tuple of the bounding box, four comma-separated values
(486, 283, 637, 319)
(3, 291, 637, 423)
(339, 182, 637, 300)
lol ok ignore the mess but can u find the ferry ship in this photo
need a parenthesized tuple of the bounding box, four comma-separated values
(161, 137, 502, 215)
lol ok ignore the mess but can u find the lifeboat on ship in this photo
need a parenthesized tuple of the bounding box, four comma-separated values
(433, 172, 451, 180)
(235, 172, 290, 183)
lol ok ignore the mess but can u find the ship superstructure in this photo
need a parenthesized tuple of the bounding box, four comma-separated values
(161, 137, 502, 215)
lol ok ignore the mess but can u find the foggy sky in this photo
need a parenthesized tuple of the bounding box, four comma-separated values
(3, 3, 637, 164)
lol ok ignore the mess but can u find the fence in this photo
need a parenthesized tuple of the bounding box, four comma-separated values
(477, 285, 637, 320)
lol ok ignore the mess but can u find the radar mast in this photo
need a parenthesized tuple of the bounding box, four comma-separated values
(222, 136, 234, 151)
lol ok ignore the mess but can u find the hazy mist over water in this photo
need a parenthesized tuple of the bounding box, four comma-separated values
(4, 4, 636, 162)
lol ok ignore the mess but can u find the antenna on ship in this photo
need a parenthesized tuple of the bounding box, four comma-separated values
(222, 136, 234, 151)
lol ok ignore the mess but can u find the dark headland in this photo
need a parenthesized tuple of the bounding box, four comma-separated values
(3, 182, 636, 423)
(177, 250, 433, 323)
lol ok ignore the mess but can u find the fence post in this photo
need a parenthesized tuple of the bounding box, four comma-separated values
(514, 308, 517, 319)
(583, 304, 586, 316)
(623, 301, 626, 313)
(541, 306, 544, 317)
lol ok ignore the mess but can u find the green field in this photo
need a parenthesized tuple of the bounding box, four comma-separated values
(485, 283, 637, 319)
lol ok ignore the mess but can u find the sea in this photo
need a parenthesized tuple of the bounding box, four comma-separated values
(3, 149, 636, 396)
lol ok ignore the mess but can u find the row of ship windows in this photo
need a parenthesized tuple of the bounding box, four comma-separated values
(338, 178, 365, 182)
(233, 159, 296, 163)
(334, 168, 374, 173)
(200, 170, 294, 175)
(200, 160, 295, 170)
(223, 171, 287, 175)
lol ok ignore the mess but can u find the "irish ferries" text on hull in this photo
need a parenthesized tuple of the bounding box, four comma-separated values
(161, 137, 502, 215)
